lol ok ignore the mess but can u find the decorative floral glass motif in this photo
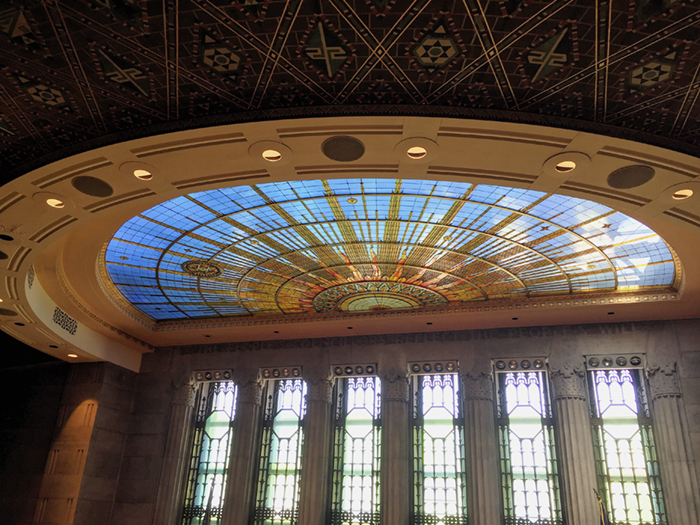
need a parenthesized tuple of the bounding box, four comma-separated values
(497, 371, 562, 525)
(411, 374, 467, 525)
(182, 381, 237, 525)
(254, 379, 307, 525)
(331, 376, 382, 525)
(589, 369, 666, 525)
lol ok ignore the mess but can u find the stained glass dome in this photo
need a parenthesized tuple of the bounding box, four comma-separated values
(104, 179, 678, 321)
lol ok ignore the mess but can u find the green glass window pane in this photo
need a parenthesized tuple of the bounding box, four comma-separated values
(412, 374, 467, 525)
(497, 371, 562, 525)
(589, 369, 666, 525)
(182, 382, 237, 525)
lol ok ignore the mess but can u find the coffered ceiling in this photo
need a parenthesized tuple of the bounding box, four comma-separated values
(3, 0, 700, 177)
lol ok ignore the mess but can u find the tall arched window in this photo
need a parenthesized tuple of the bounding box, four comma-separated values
(495, 360, 562, 525)
(182, 380, 237, 525)
(330, 370, 382, 525)
(253, 377, 307, 525)
(410, 363, 467, 525)
(587, 356, 666, 525)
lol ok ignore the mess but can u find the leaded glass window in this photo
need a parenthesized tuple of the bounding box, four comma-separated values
(253, 378, 307, 525)
(496, 370, 562, 525)
(411, 373, 467, 525)
(182, 381, 238, 525)
(331, 376, 381, 525)
(588, 367, 666, 525)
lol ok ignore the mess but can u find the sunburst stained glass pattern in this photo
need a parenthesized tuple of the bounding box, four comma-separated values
(182, 382, 237, 525)
(105, 179, 678, 320)
(497, 371, 562, 525)
(589, 369, 666, 525)
(411, 374, 467, 525)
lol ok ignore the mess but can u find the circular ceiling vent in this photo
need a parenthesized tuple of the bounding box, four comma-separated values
(71, 176, 114, 197)
(322, 136, 365, 162)
(607, 165, 655, 189)
(0, 308, 17, 316)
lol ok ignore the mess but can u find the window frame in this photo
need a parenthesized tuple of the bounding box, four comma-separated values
(252, 373, 307, 525)
(586, 354, 667, 525)
(330, 365, 382, 525)
(409, 360, 467, 525)
(493, 358, 563, 525)
(181, 376, 238, 525)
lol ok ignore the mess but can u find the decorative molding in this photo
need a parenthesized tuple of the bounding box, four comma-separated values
(155, 290, 678, 332)
(305, 375, 333, 403)
(382, 374, 409, 402)
(647, 362, 682, 399)
(95, 243, 157, 329)
(172, 380, 196, 407)
(53, 252, 154, 349)
(461, 372, 494, 402)
(9, 105, 700, 181)
(550, 364, 588, 401)
(177, 321, 670, 355)
(237, 379, 264, 406)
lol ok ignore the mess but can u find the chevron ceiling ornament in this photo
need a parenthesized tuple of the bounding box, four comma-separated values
(2, 1, 700, 174)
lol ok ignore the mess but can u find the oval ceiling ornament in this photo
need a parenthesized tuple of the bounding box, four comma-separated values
(104, 179, 678, 321)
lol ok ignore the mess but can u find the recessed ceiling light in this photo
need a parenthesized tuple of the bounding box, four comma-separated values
(14, 322, 24, 326)
(67, 353, 78, 358)
(273, 330, 279, 334)
(672, 189, 693, 200)
(512, 317, 519, 321)
(46, 198, 65, 208)
(443, 235, 452, 241)
(347, 198, 358, 204)
(0, 234, 14, 241)
(607, 312, 615, 315)
(49, 345, 58, 349)
(262, 149, 282, 162)
(407, 146, 427, 159)
(555, 160, 576, 173)
(0, 298, 3, 303)
(133, 169, 153, 180)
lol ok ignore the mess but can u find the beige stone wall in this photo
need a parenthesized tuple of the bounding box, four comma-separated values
(4, 319, 700, 525)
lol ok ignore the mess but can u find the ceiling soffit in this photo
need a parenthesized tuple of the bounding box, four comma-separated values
(0, 115, 698, 366)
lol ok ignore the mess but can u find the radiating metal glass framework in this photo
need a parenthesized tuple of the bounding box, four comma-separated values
(496, 370, 562, 525)
(588, 367, 666, 525)
(330, 376, 382, 525)
(411, 373, 467, 525)
(105, 179, 678, 321)
(182, 381, 237, 525)
(253, 379, 307, 525)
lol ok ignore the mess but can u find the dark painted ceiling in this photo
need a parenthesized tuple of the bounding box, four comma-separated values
(2, 0, 700, 177)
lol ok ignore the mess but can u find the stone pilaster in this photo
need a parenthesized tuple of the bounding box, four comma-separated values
(221, 377, 264, 525)
(647, 362, 700, 525)
(549, 364, 599, 525)
(152, 379, 197, 525)
(298, 372, 334, 525)
(380, 373, 410, 525)
(461, 372, 502, 525)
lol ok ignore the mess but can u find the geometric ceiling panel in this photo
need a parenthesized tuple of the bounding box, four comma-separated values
(104, 179, 677, 321)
